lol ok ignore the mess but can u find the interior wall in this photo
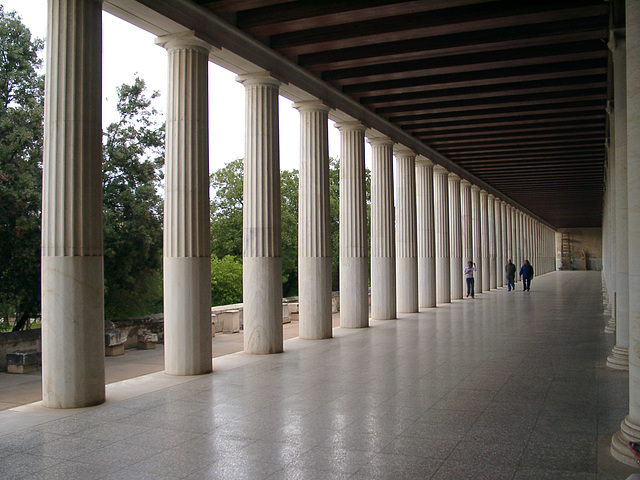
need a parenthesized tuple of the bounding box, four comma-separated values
(556, 227, 603, 271)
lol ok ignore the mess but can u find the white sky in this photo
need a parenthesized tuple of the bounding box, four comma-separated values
(0, 0, 369, 172)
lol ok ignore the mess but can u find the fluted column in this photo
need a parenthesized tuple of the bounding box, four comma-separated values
(511, 207, 519, 281)
(606, 102, 617, 333)
(504, 203, 512, 266)
(480, 190, 490, 291)
(494, 197, 504, 287)
(394, 147, 419, 312)
(461, 180, 473, 269)
(434, 166, 451, 304)
(488, 194, 497, 290)
(159, 33, 213, 373)
(295, 101, 332, 339)
(608, 28, 630, 371)
(501, 201, 509, 281)
(471, 186, 482, 293)
(238, 73, 283, 354)
(369, 137, 396, 320)
(416, 157, 437, 308)
(42, 0, 104, 408)
(337, 122, 369, 328)
(448, 173, 463, 300)
(612, 7, 639, 464)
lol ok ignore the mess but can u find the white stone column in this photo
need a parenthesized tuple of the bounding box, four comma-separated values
(395, 147, 419, 312)
(337, 122, 369, 328)
(238, 73, 283, 354)
(494, 197, 504, 287)
(416, 157, 437, 308)
(501, 201, 509, 282)
(612, 5, 640, 465)
(511, 207, 519, 281)
(606, 102, 617, 333)
(480, 190, 490, 291)
(42, 0, 104, 408)
(160, 33, 213, 374)
(608, 28, 629, 371)
(434, 165, 451, 304)
(295, 101, 332, 339)
(488, 194, 497, 290)
(369, 137, 396, 320)
(448, 173, 463, 300)
(471, 185, 483, 293)
(461, 180, 473, 269)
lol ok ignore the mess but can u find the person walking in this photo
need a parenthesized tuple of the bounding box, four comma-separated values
(519, 259, 534, 291)
(505, 259, 516, 291)
(464, 261, 476, 298)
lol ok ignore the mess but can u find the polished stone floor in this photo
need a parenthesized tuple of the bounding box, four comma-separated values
(0, 271, 635, 479)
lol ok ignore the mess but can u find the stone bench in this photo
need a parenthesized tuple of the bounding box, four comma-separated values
(105, 329, 128, 356)
(288, 303, 299, 321)
(137, 332, 158, 350)
(217, 310, 240, 334)
(7, 351, 41, 374)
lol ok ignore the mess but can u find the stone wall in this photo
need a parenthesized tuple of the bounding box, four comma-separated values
(0, 329, 41, 371)
(108, 314, 165, 349)
(557, 227, 603, 270)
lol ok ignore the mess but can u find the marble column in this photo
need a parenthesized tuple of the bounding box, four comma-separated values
(471, 185, 483, 293)
(42, 0, 105, 408)
(511, 207, 519, 281)
(295, 101, 332, 338)
(395, 147, 419, 312)
(608, 28, 629, 371)
(434, 165, 451, 304)
(488, 194, 497, 290)
(494, 197, 504, 287)
(501, 201, 509, 283)
(448, 174, 463, 300)
(238, 73, 283, 354)
(606, 102, 617, 334)
(369, 137, 396, 320)
(612, 4, 639, 465)
(160, 33, 213, 374)
(480, 190, 490, 291)
(416, 157, 437, 308)
(460, 180, 473, 270)
(337, 122, 369, 328)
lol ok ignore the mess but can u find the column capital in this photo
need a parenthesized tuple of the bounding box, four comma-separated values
(448, 172, 461, 182)
(292, 99, 330, 113)
(415, 155, 434, 167)
(609, 28, 626, 52)
(488, 193, 496, 200)
(471, 184, 481, 193)
(460, 179, 471, 187)
(393, 145, 415, 157)
(155, 31, 213, 54)
(433, 164, 449, 175)
(236, 71, 282, 88)
(367, 135, 394, 147)
(480, 189, 488, 197)
(335, 121, 366, 132)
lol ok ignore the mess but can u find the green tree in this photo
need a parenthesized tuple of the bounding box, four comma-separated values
(102, 78, 164, 319)
(281, 169, 298, 297)
(0, 7, 44, 331)
(210, 255, 243, 306)
(210, 158, 243, 258)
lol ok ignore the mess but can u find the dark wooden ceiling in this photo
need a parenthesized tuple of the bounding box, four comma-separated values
(197, 0, 614, 228)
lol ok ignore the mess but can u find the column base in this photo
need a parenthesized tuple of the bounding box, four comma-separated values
(340, 257, 369, 328)
(606, 345, 629, 370)
(611, 416, 640, 468)
(371, 256, 397, 320)
(604, 317, 616, 334)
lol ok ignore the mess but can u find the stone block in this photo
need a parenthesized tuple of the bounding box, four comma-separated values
(332, 294, 340, 313)
(211, 313, 217, 337)
(288, 302, 299, 321)
(105, 329, 127, 356)
(282, 304, 291, 324)
(218, 309, 240, 334)
(6, 351, 41, 374)
(137, 332, 158, 350)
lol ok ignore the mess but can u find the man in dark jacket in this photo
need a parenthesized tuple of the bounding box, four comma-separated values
(519, 259, 534, 291)
(505, 259, 516, 291)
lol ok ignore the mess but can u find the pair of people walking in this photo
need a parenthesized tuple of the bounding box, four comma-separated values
(505, 259, 534, 291)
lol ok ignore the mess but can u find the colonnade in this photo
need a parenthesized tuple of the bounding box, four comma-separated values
(41, 0, 556, 409)
(604, 3, 640, 466)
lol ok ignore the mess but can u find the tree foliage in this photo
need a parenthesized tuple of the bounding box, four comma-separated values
(210, 255, 243, 306)
(102, 78, 165, 319)
(210, 158, 243, 259)
(0, 7, 43, 330)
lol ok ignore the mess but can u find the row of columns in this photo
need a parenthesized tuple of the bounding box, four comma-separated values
(603, 3, 640, 467)
(41, 0, 556, 408)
